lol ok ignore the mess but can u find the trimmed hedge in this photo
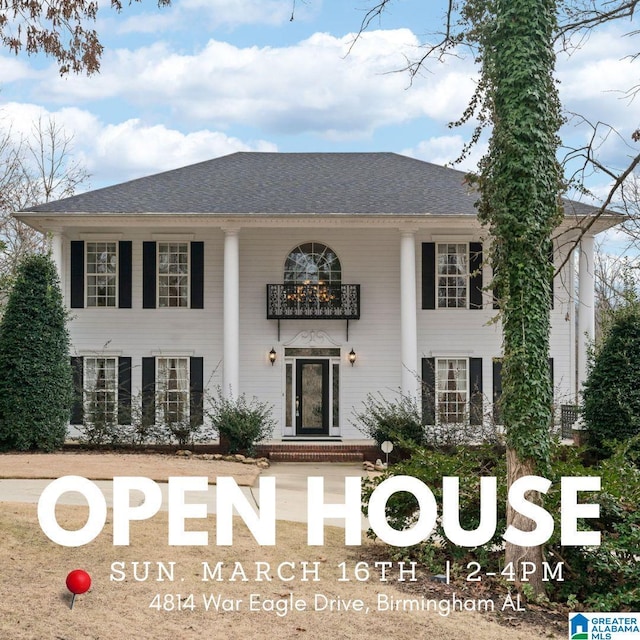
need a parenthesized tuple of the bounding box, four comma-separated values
(0, 254, 73, 451)
(583, 304, 640, 457)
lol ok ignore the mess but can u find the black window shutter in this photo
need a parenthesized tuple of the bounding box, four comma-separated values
(118, 241, 132, 309)
(141, 357, 155, 425)
(469, 242, 483, 310)
(422, 243, 435, 310)
(70, 356, 84, 425)
(492, 359, 503, 425)
(421, 357, 436, 425)
(118, 357, 132, 425)
(549, 357, 554, 390)
(190, 357, 204, 427)
(142, 242, 157, 309)
(190, 242, 204, 309)
(70, 241, 84, 308)
(469, 357, 483, 425)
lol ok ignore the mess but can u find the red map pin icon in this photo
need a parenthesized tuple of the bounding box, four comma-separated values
(66, 569, 91, 609)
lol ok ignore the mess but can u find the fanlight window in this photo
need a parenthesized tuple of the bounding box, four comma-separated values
(284, 242, 341, 285)
(267, 242, 359, 320)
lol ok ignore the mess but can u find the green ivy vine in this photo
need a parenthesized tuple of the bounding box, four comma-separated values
(469, 0, 564, 472)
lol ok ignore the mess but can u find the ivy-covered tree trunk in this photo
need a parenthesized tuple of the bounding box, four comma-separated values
(477, 0, 563, 595)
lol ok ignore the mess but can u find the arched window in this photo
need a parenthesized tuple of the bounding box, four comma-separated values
(284, 242, 341, 284)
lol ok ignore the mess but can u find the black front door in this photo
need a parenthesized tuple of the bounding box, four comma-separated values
(295, 359, 330, 435)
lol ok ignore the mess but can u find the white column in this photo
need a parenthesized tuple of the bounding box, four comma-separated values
(568, 246, 577, 400)
(223, 228, 240, 398)
(50, 231, 63, 279)
(577, 233, 595, 395)
(400, 230, 419, 398)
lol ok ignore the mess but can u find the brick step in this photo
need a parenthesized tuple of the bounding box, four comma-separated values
(268, 451, 364, 463)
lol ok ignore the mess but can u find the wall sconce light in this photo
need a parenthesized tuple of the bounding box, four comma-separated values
(269, 347, 277, 366)
(348, 348, 357, 366)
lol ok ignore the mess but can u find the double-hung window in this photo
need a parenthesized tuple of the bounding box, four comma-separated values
(435, 358, 468, 424)
(156, 357, 190, 425)
(71, 240, 132, 309)
(70, 356, 132, 426)
(422, 356, 483, 426)
(84, 356, 118, 423)
(86, 242, 118, 307)
(141, 356, 204, 430)
(142, 241, 204, 309)
(158, 242, 189, 308)
(437, 243, 468, 308)
(422, 242, 483, 310)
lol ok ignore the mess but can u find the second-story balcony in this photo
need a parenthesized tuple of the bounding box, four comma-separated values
(266, 283, 360, 320)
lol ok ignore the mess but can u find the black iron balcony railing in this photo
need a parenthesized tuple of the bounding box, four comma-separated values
(266, 283, 360, 320)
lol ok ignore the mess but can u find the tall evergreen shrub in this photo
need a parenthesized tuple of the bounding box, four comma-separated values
(0, 254, 73, 451)
(582, 304, 640, 457)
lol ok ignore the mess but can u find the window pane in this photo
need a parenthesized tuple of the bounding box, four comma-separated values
(84, 357, 118, 424)
(284, 242, 342, 285)
(437, 243, 468, 308)
(86, 242, 117, 307)
(286, 363, 293, 427)
(158, 243, 189, 307)
(436, 358, 468, 424)
(300, 363, 324, 429)
(157, 357, 189, 424)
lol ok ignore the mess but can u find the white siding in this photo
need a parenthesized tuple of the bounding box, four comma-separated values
(65, 223, 575, 439)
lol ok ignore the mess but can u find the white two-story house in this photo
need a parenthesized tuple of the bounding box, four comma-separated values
(16, 152, 613, 456)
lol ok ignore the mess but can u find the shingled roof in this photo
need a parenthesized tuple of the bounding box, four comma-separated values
(22, 151, 602, 218)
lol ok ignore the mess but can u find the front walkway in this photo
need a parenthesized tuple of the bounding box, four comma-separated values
(0, 462, 371, 529)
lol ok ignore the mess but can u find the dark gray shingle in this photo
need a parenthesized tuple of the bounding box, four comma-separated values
(22, 151, 603, 217)
(23, 152, 476, 215)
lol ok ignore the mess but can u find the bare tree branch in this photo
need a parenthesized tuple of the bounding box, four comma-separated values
(555, 149, 640, 274)
(557, 0, 640, 46)
(0, 0, 171, 74)
(0, 115, 89, 298)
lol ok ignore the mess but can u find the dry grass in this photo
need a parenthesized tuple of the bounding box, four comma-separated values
(0, 454, 564, 639)
(0, 452, 259, 485)
(0, 503, 563, 640)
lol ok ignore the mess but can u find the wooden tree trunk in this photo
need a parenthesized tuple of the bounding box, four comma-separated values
(505, 446, 546, 596)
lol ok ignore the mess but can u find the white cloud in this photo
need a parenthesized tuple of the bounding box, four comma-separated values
(0, 102, 276, 187)
(402, 135, 487, 173)
(557, 25, 639, 140)
(38, 29, 479, 138)
(113, 12, 178, 36)
(0, 56, 37, 83)
(88, 119, 277, 183)
(0, 102, 102, 144)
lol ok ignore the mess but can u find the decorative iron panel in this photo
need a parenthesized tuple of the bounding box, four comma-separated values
(560, 404, 578, 439)
(267, 284, 360, 320)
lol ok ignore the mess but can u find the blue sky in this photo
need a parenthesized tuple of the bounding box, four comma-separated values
(0, 0, 637, 223)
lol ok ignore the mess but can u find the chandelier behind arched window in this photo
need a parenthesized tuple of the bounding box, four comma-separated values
(284, 242, 341, 285)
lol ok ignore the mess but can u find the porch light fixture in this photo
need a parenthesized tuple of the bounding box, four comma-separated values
(269, 347, 277, 366)
(348, 348, 357, 366)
